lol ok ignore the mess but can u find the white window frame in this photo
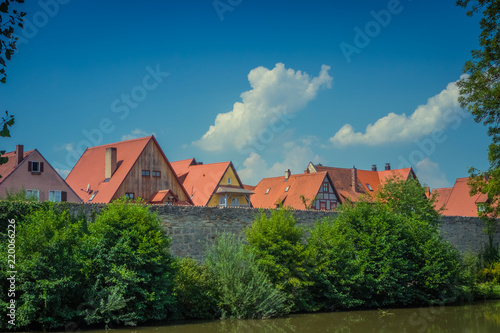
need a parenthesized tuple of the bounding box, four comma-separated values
(49, 190, 62, 202)
(26, 189, 40, 201)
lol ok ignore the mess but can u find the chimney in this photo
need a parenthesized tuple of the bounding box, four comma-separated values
(285, 169, 291, 181)
(16, 145, 23, 165)
(352, 166, 357, 191)
(371, 164, 377, 171)
(105, 147, 117, 179)
(385, 163, 391, 171)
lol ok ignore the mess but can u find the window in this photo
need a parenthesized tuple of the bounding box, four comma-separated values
(231, 197, 239, 206)
(285, 186, 290, 192)
(265, 188, 270, 194)
(219, 196, 226, 206)
(152, 171, 161, 177)
(125, 193, 135, 199)
(228, 177, 231, 185)
(366, 183, 373, 191)
(28, 161, 44, 174)
(322, 183, 329, 192)
(26, 189, 39, 201)
(142, 170, 150, 176)
(49, 190, 61, 202)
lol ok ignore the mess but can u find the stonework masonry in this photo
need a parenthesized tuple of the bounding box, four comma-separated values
(68, 204, 500, 261)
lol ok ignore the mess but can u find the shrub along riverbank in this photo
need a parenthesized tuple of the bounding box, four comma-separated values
(1, 179, 500, 331)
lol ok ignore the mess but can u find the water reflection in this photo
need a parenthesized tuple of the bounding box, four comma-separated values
(43, 300, 500, 333)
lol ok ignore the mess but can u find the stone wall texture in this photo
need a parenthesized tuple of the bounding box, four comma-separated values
(68, 204, 500, 261)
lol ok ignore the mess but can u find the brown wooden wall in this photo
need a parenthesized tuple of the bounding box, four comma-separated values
(113, 140, 189, 202)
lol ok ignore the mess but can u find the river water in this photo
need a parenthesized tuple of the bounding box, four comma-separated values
(60, 300, 500, 333)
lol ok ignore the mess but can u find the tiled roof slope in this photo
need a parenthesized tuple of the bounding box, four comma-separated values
(0, 149, 34, 184)
(252, 171, 330, 210)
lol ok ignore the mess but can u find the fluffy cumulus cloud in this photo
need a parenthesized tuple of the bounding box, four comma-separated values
(330, 76, 468, 147)
(237, 142, 322, 185)
(56, 168, 71, 179)
(415, 158, 451, 189)
(193, 63, 333, 151)
(122, 129, 154, 141)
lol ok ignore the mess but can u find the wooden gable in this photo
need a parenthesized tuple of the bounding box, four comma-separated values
(113, 139, 189, 203)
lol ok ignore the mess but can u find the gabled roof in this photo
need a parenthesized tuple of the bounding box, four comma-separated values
(0, 149, 34, 184)
(434, 177, 488, 217)
(252, 171, 335, 210)
(171, 160, 244, 206)
(66, 136, 191, 204)
(314, 165, 365, 202)
(312, 163, 415, 202)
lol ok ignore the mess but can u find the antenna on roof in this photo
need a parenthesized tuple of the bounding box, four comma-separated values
(86, 184, 90, 193)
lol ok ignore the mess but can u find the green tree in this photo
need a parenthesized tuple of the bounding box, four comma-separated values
(245, 208, 312, 311)
(456, 0, 500, 220)
(376, 176, 441, 226)
(307, 201, 467, 310)
(79, 199, 177, 326)
(0, 0, 25, 176)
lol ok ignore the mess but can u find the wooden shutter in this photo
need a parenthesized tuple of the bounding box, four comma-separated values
(40, 162, 44, 172)
(28, 161, 32, 172)
(61, 191, 67, 202)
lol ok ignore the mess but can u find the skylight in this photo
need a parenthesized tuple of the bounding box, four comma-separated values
(285, 186, 290, 192)
(366, 184, 373, 191)
(265, 188, 270, 194)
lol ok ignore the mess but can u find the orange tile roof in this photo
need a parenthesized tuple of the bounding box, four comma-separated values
(252, 171, 335, 210)
(315, 165, 365, 202)
(432, 187, 453, 212)
(66, 136, 191, 204)
(243, 184, 256, 192)
(436, 177, 487, 217)
(170, 158, 197, 177)
(172, 161, 234, 206)
(313, 164, 415, 202)
(0, 149, 34, 184)
(149, 189, 175, 204)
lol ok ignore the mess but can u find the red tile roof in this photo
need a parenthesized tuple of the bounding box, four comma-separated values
(66, 136, 191, 204)
(171, 161, 238, 206)
(0, 149, 34, 184)
(433, 177, 487, 217)
(252, 171, 335, 210)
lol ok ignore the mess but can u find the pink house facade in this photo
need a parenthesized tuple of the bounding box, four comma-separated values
(0, 145, 82, 202)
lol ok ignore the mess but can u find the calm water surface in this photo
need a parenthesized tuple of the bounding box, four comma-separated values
(56, 301, 500, 333)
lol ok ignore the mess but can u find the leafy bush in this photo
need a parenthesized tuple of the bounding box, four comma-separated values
(79, 199, 177, 326)
(174, 257, 219, 319)
(245, 209, 312, 311)
(0, 204, 86, 330)
(307, 201, 466, 310)
(205, 232, 288, 319)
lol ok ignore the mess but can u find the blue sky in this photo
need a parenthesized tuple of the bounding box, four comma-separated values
(0, 0, 489, 188)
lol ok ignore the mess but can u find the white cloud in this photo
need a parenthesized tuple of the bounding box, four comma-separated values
(415, 158, 450, 189)
(122, 129, 154, 141)
(193, 63, 332, 151)
(237, 142, 322, 185)
(56, 168, 71, 179)
(330, 76, 467, 147)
